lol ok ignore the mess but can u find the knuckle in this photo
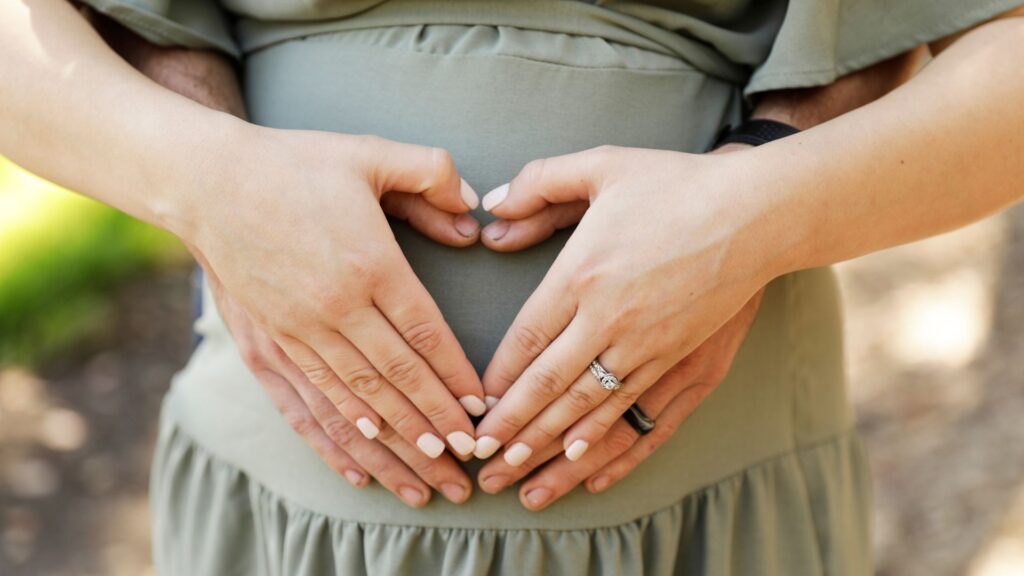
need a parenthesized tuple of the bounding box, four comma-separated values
(513, 324, 549, 358)
(236, 341, 265, 371)
(497, 411, 527, 433)
(532, 420, 562, 443)
(419, 401, 450, 424)
(387, 408, 417, 435)
(300, 362, 337, 389)
(410, 457, 439, 479)
(380, 355, 422, 388)
(343, 366, 386, 396)
(565, 385, 600, 412)
(283, 411, 319, 438)
(530, 366, 566, 400)
(518, 158, 547, 187)
(400, 321, 443, 356)
(614, 386, 642, 406)
(604, 427, 639, 454)
(323, 418, 360, 449)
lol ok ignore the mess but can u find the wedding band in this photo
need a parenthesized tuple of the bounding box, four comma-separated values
(623, 404, 656, 436)
(589, 360, 622, 392)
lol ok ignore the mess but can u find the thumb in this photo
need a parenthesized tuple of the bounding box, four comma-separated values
(364, 138, 478, 213)
(483, 147, 611, 219)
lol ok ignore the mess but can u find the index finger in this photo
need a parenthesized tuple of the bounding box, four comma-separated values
(374, 262, 488, 417)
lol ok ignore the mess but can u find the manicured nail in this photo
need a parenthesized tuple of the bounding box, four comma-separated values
(344, 469, 366, 487)
(454, 213, 479, 238)
(525, 487, 552, 509)
(565, 439, 589, 462)
(417, 433, 446, 458)
(399, 486, 426, 507)
(474, 436, 502, 459)
(446, 431, 477, 456)
(485, 220, 510, 241)
(503, 442, 533, 467)
(590, 475, 612, 493)
(459, 395, 488, 416)
(481, 475, 510, 493)
(460, 178, 480, 210)
(482, 183, 509, 211)
(440, 482, 467, 503)
(356, 417, 380, 440)
(484, 395, 501, 409)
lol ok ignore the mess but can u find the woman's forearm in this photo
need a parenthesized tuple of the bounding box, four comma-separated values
(750, 13, 1024, 278)
(0, 0, 244, 237)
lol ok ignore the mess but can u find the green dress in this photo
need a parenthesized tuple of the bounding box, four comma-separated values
(81, 1, 1022, 574)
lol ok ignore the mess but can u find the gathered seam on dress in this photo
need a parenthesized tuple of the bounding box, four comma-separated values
(162, 421, 860, 534)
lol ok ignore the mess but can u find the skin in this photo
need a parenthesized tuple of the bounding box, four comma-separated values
(5, 0, 1021, 513)
(475, 7, 1024, 509)
(472, 49, 924, 508)
(79, 9, 479, 506)
(1, 0, 486, 466)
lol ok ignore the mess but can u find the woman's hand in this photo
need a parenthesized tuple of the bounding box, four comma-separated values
(471, 145, 776, 466)
(476, 288, 764, 509)
(180, 127, 488, 460)
(207, 277, 473, 506)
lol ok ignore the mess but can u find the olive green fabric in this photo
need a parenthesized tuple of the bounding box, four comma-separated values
(71, 1, 1021, 574)
(152, 22, 871, 575)
(81, 0, 1024, 95)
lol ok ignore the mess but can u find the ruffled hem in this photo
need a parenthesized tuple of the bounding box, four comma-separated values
(150, 422, 872, 576)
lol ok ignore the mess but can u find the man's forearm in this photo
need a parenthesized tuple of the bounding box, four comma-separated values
(750, 48, 924, 131)
(84, 7, 246, 119)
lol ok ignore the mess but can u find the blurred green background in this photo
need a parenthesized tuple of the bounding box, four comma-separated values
(0, 156, 188, 367)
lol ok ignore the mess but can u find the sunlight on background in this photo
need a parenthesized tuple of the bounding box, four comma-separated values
(890, 269, 990, 368)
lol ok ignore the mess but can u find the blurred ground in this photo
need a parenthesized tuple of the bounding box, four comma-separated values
(0, 169, 1022, 574)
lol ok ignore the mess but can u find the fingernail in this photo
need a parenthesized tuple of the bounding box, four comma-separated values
(482, 183, 509, 211)
(459, 395, 488, 416)
(484, 395, 501, 409)
(503, 442, 533, 467)
(399, 486, 426, 507)
(484, 220, 510, 241)
(460, 178, 480, 210)
(481, 475, 510, 493)
(474, 436, 502, 459)
(590, 475, 612, 493)
(356, 417, 380, 440)
(416, 433, 446, 458)
(565, 439, 589, 462)
(454, 213, 479, 238)
(525, 487, 552, 509)
(446, 431, 477, 456)
(344, 469, 366, 487)
(440, 482, 468, 503)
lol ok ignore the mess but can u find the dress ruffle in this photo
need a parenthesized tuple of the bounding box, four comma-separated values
(150, 421, 872, 576)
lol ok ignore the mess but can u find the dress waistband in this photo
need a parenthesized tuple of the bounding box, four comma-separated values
(235, 0, 747, 84)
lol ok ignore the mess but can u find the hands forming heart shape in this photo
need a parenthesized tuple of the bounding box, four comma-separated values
(188, 129, 771, 511)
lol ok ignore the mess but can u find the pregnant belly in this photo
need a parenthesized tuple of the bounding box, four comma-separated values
(166, 23, 852, 529)
(243, 24, 737, 371)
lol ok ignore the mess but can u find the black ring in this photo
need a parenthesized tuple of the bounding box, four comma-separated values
(623, 404, 656, 435)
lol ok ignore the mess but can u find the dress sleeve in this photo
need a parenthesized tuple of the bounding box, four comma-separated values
(80, 0, 239, 58)
(744, 0, 1024, 98)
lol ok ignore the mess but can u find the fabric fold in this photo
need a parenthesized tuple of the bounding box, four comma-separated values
(151, 419, 871, 576)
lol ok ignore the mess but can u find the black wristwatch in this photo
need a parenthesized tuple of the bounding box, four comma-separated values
(708, 119, 800, 151)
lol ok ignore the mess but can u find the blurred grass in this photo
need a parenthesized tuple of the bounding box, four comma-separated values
(0, 156, 189, 367)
